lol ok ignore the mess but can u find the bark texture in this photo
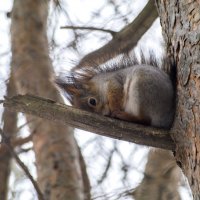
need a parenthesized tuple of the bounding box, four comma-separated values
(11, 1, 84, 199)
(156, 0, 200, 198)
(2, 94, 175, 150)
(0, 75, 17, 200)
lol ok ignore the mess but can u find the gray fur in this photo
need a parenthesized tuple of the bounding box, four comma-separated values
(91, 64, 174, 128)
(56, 54, 175, 129)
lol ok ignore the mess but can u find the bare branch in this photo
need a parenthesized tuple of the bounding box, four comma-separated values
(61, 25, 117, 37)
(75, 0, 158, 69)
(0, 129, 44, 200)
(0, 135, 32, 155)
(97, 148, 115, 184)
(16, 119, 35, 132)
(2, 94, 175, 150)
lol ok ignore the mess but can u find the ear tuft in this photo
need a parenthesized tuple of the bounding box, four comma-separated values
(55, 77, 81, 103)
(55, 77, 66, 90)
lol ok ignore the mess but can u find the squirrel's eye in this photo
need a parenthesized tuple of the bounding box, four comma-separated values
(88, 97, 97, 107)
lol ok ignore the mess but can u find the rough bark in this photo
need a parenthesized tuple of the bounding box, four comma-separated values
(156, 0, 200, 198)
(0, 75, 17, 200)
(2, 94, 175, 150)
(133, 149, 181, 200)
(11, 0, 84, 199)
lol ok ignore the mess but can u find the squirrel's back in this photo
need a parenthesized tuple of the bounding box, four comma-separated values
(124, 65, 174, 128)
(91, 64, 174, 128)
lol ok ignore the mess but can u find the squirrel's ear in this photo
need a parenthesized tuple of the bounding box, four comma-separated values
(55, 78, 82, 96)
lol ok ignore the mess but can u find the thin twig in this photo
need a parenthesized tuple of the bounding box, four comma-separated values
(97, 147, 115, 184)
(0, 129, 45, 200)
(61, 25, 117, 37)
(16, 119, 36, 132)
(17, 147, 33, 154)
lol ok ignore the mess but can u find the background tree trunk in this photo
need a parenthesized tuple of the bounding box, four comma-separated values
(156, 0, 200, 198)
(10, 0, 85, 199)
(133, 149, 181, 200)
(0, 75, 17, 200)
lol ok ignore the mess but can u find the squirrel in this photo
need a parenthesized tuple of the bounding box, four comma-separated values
(56, 53, 179, 199)
(56, 52, 175, 129)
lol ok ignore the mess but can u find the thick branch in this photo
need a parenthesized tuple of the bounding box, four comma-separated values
(2, 94, 175, 150)
(75, 0, 158, 69)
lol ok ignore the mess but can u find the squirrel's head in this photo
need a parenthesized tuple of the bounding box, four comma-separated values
(55, 72, 111, 115)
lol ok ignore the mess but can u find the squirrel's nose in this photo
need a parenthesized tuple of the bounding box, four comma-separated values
(102, 105, 111, 116)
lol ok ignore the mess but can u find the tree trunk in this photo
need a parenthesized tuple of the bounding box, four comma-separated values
(132, 149, 181, 200)
(11, 0, 85, 199)
(156, 0, 200, 198)
(0, 75, 17, 200)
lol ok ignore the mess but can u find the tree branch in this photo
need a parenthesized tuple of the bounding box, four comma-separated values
(0, 135, 32, 155)
(74, 0, 158, 69)
(1, 94, 175, 150)
(61, 25, 117, 37)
